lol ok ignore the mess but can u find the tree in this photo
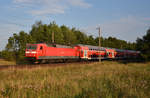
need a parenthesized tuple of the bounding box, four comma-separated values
(30, 21, 50, 43)
(136, 29, 150, 61)
(5, 31, 34, 62)
(71, 28, 88, 44)
(60, 25, 77, 45)
(49, 22, 64, 44)
(87, 35, 96, 45)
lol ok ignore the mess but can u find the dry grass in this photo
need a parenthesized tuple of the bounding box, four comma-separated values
(0, 61, 150, 98)
(0, 59, 16, 65)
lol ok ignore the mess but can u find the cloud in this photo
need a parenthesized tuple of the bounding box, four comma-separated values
(29, 5, 65, 15)
(14, 0, 33, 3)
(67, 0, 92, 8)
(0, 24, 18, 50)
(0, 23, 29, 50)
(13, 0, 91, 16)
(143, 17, 150, 21)
(81, 16, 150, 42)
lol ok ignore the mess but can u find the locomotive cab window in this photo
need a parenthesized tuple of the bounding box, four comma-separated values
(40, 46, 43, 50)
(27, 45, 37, 50)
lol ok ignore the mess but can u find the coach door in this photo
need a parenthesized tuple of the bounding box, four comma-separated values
(112, 52, 114, 58)
(84, 50, 88, 59)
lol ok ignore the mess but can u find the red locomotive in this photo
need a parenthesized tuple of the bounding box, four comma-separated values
(25, 43, 140, 63)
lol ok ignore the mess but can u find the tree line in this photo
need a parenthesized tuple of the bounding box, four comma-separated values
(0, 21, 149, 63)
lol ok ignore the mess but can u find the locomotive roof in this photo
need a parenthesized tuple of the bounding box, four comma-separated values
(55, 44, 73, 48)
(46, 44, 73, 48)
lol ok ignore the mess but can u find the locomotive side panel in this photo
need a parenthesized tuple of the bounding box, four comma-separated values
(38, 45, 79, 60)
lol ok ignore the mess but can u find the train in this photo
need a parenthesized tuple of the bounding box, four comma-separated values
(25, 43, 140, 63)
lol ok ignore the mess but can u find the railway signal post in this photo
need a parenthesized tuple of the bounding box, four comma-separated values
(96, 27, 101, 62)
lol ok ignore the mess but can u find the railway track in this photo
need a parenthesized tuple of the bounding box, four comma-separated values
(0, 61, 93, 70)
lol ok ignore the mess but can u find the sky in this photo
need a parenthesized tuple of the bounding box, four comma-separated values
(0, 0, 150, 50)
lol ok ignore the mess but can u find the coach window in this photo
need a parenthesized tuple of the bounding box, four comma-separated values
(40, 46, 43, 50)
(107, 52, 109, 55)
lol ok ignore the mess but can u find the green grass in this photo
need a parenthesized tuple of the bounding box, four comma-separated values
(0, 61, 150, 98)
(0, 59, 16, 65)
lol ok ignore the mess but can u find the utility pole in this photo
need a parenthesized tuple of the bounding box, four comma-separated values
(52, 32, 54, 43)
(96, 27, 101, 62)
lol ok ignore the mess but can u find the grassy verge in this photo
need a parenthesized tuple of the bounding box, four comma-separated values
(0, 59, 16, 65)
(0, 61, 150, 98)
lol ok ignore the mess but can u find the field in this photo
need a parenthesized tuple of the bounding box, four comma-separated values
(0, 61, 150, 98)
(0, 59, 16, 66)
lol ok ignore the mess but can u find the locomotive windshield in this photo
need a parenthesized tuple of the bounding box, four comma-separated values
(27, 45, 37, 50)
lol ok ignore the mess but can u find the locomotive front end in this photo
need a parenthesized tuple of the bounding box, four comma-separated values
(25, 44, 38, 60)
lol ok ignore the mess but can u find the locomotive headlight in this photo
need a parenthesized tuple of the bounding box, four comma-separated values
(25, 51, 30, 54)
(25, 51, 37, 54)
(31, 51, 37, 54)
(25, 51, 37, 57)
